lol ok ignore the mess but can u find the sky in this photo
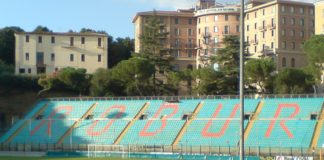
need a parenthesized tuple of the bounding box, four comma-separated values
(0, 0, 313, 39)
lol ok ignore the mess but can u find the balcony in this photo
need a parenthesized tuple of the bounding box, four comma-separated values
(222, 31, 230, 35)
(185, 44, 197, 49)
(267, 24, 276, 30)
(36, 62, 46, 67)
(249, 40, 258, 45)
(258, 26, 267, 32)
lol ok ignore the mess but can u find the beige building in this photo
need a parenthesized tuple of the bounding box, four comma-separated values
(315, 0, 324, 35)
(195, 4, 241, 68)
(15, 32, 108, 75)
(245, 0, 315, 70)
(133, 10, 197, 71)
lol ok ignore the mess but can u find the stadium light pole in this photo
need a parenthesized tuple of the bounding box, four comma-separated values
(239, 0, 245, 159)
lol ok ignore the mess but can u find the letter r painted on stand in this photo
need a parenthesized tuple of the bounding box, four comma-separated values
(87, 105, 126, 136)
(139, 103, 178, 137)
(30, 106, 73, 136)
(265, 103, 300, 138)
(201, 104, 240, 138)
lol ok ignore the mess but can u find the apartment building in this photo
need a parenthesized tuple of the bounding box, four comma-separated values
(195, 4, 241, 68)
(245, 0, 315, 70)
(315, 0, 324, 35)
(15, 32, 108, 75)
(133, 10, 197, 71)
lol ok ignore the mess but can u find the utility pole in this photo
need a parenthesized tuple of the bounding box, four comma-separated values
(239, 0, 245, 159)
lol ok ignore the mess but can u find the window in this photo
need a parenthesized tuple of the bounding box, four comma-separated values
(81, 54, 85, 62)
(282, 41, 286, 49)
(175, 18, 179, 24)
(214, 37, 218, 44)
(272, 30, 274, 36)
(81, 37, 85, 44)
(282, 17, 286, 24)
(214, 15, 218, 21)
(291, 58, 295, 67)
(282, 30, 286, 36)
(247, 14, 249, 20)
(290, 30, 295, 37)
(70, 37, 74, 46)
(28, 68, 31, 74)
(310, 9, 314, 15)
(300, 19, 304, 26)
(263, 9, 265, 15)
(271, 42, 274, 49)
(262, 44, 265, 51)
(254, 46, 257, 53)
(300, 31, 304, 38)
(291, 42, 295, 49)
(98, 55, 102, 62)
(281, 5, 285, 12)
(51, 53, 55, 61)
(159, 17, 164, 23)
(19, 68, 25, 74)
(290, 7, 294, 13)
(25, 53, 29, 61)
(290, 18, 295, 25)
(263, 32, 265, 38)
(254, 34, 257, 41)
(282, 57, 286, 67)
(205, 16, 208, 22)
(214, 26, 218, 33)
(51, 36, 55, 44)
(198, 28, 201, 34)
(262, 20, 265, 28)
(204, 27, 209, 34)
(26, 35, 29, 43)
(187, 50, 193, 57)
(198, 18, 201, 24)
(246, 36, 249, 42)
(188, 18, 192, 24)
(175, 28, 180, 36)
(247, 25, 249, 31)
(38, 36, 42, 43)
(271, 18, 275, 26)
(236, 15, 240, 21)
(98, 38, 102, 47)
(224, 26, 229, 34)
(225, 15, 228, 21)
(254, 11, 257, 18)
(70, 54, 74, 62)
(254, 23, 257, 29)
(236, 25, 239, 32)
(300, 7, 304, 14)
(188, 29, 192, 36)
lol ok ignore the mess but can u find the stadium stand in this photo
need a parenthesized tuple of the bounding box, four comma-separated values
(1, 96, 323, 155)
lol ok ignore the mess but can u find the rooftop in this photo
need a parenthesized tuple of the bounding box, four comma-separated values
(15, 32, 107, 37)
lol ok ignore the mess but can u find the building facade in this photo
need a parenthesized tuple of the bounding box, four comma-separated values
(245, 0, 314, 69)
(15, 32, 108, 75)
(133, 10, 197, 71)
(195, 4, 241, 68)
(315, 0, 324, 35)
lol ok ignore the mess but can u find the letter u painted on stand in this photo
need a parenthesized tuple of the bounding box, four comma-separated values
(201, 104, 240, 138)
(87, 105, 126, 136)
(265, 103, 300, 138)
(30, 106, 73, 136)
(139, 103, 178, 137)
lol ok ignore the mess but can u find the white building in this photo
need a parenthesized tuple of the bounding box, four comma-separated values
(15, 32, 108, 75)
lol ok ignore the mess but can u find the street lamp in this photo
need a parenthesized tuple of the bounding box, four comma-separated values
(239, 0, 245, 160)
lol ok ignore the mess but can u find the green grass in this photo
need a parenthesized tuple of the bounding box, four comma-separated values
(0, 157, 146, 160)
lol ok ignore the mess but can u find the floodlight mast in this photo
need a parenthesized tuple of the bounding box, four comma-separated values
(239, 0, 245, 159)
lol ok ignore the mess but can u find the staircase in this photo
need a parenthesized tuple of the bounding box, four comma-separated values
(310, 102, 324, 149)
(244, 100, 264, 140)
(172, 101, 204, 147)
(113, 102, 150, 145)
(56, 102, 98, 145)
(4, 102, 50, 144)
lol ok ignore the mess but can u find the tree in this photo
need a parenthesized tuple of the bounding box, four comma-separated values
(111, 57, 155, 96)
(108, 37, 134, 68)
(0, 27, 24, 64)
(192, 67, 226, 95)
(57, 67, 90, 95)
(274, 68, 314, 94)
(33, 25, 52, 33)
(303, 35, 324, 83)
(90, 68, 124, 96)
(245, 58, 275, 94)
(212, 35, 240, 94)
(137, 11, 172, 95)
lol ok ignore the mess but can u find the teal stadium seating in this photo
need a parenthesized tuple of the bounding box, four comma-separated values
(0, 97, 323, 150)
